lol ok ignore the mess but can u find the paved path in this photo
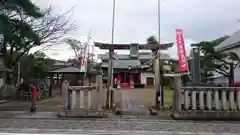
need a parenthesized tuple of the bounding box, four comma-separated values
(0, 96, 63, 112)
(0, 119, 240, 134)
(0, 102, 62, 112)
(0, 129, 238, 135)
(121, 90, 148, 115)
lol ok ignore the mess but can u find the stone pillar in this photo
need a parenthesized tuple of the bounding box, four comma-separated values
(63, 80, 69, 110)
(173, 75, 182, 113)
(96, 75, 103, 110)
(191, 47, 201, 84)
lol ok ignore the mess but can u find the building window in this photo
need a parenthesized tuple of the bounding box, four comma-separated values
(146, 77, 154, 86)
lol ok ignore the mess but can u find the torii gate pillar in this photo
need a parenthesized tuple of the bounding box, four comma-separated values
(107, 48, 114, 109)
(153, 49, 161, 109)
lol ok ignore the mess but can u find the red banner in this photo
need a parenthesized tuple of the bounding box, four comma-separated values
(176, 29, 188, 72)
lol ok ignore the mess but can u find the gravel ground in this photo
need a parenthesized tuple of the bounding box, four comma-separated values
(0, 118, 240, 134)
(1, 91, 240, 134)
(121, 90, 148, 115)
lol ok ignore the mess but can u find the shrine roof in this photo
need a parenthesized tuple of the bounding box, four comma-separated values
(101, 60, 171, 71)
(101, 60, 147, 69)
(94, 42, 174, 50)
(47, 65, 99, 75)
(99, 53, 171, 60)
(48, 66, 82, 73)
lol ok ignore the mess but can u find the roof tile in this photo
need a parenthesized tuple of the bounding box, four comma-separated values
(216, 30, 240, 50)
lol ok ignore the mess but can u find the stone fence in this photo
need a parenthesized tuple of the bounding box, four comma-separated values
(59, 75, 106, 118)
(172, 75, 240, 120)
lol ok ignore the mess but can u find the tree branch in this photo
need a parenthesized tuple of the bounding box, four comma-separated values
(8, 6, 76, 66)
(214, 68, 229, 77)
(234, 62, 240, 68)
(12, 44, 32, 66)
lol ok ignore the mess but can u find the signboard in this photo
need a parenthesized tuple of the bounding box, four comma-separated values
(175, 29, 188, 72)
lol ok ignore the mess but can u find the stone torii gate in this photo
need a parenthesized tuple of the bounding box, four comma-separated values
(94, 42, 173, 109)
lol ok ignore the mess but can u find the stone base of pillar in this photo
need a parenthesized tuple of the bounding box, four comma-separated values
(155, 91, 161, 109)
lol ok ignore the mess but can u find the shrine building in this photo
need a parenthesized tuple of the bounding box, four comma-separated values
(94, 42, 173, 88)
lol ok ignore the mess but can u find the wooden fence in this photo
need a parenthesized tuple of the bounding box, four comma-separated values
(172, 75, 240, 120)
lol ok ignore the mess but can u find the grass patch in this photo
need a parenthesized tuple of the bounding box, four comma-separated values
(164, 88, 173, 107)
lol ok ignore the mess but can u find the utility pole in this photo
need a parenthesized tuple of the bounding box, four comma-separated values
(158, 0, 161, 43)
(158, 0, 163, 107)
(154, 0, 162, 109)
(107, 0, 116, 109)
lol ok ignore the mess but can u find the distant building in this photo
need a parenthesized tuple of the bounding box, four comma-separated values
(210, 30, 240, 85)
(99, 52, 172, 86)
(47, 59, 99, 87)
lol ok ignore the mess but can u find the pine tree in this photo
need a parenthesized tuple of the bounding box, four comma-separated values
(0, 0, 44, 55)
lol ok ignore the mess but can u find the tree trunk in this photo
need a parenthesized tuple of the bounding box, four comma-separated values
(204, 70, 208, 83)
(2, 40, 8, 66)
(229, 63, 234, 85)
(5, 47, 15, 85)
(228, 75, 234, 86)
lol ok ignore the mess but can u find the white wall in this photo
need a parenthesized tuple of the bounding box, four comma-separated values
(141, 72, 155, 85)
(212, 76, 228, 85)
(224, 47, 240, 82)
(234, 68, 240, 82)
(224, 47, 240, 57)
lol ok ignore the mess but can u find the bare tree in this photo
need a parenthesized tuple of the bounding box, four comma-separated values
(63, 38, 82, 58)
(5, 6, 76, 67)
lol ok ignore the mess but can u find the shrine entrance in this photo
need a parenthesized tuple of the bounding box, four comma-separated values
(94, 42, 173, 113)
(119, 72, 130, 88)
(114, 70, 141, 89)
(119, 72, 130, 83)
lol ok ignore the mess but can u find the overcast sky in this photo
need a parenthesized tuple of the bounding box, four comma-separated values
(34, 0, 240, 60)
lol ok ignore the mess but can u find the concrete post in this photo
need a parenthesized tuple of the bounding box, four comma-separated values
(173, 75, 182, 113)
